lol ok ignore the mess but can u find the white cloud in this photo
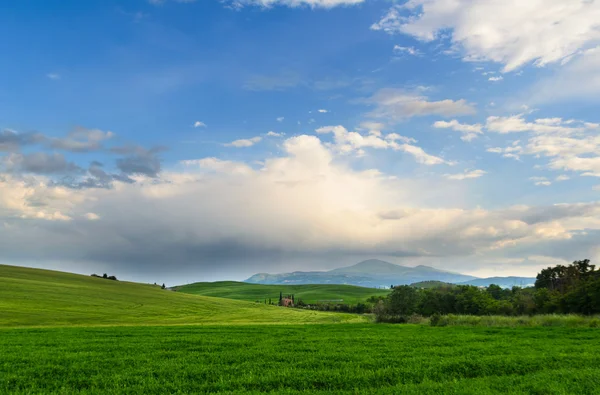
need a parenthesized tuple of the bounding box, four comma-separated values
(85, 213, 100, 221)
(194, 121, 206, 128)
(47, 73, 61, 80)
(266, 131, 283, 137)
(227, 0, 364, 8)
(485, 115, 592, 134)
(224, 136, 263, 148)
(318, 109, 329, 113)
(316, 125, 451, 165)
(486, 115, 600, 177)
(367, 88, 476, 122)
(488, 76, 503, 82)
(531, 46, 600, 104)
(445, 169, 487, 181)
(372, 1, 600, 72)
(277, 117, 285, 122)
(393, 45, 422, 56)
(530, 176, 551, 186)
(433, 120, 483, 142)
(556, 175, 570, 182)
(3, 141, 600, 277)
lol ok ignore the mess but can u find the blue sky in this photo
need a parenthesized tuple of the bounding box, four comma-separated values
(1, 0, 600, 284)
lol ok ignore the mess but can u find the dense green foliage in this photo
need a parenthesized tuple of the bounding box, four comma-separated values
(2, 324, 600, 394)
(376, 260, 600, 322)
(175, 280, 390, 304)
(410, 280, 455, 289)
(0, 265, 367, 327)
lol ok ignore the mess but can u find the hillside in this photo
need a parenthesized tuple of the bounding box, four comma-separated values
(0, 265, 367, 327)
(410, 281, 456, 289)
(246, 259, 477, 287)
(174, 281, 390, 304)
(458, 276, 537, 288)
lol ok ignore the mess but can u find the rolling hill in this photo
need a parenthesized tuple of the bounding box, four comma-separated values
(174, 281, 390, 304)
(458, 276, 536, 288)
(246, 259, 477, 287)
(0, 265, 367, 327)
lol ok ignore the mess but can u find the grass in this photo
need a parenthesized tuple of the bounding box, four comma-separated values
(430, 314, 600, 328)
(2, 324, 600, 394)
(0, 264, 367, 327)
(174, 281, 390, 304)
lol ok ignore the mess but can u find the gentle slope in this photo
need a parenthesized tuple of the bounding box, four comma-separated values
(0, 265, 367, 327)
(174, 281, 390, 303)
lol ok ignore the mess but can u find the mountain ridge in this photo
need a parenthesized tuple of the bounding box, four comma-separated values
(245, 259, 536, 288)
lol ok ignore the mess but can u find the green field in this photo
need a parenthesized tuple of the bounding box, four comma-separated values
(174, 281, 390, 304)
(0, 265, 366, 327)
(2, 324, 600, 394)
(2, 264, 600, 394)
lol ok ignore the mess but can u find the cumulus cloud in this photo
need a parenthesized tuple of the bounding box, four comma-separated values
(318, 109, 329, 113)
(486, 115, 600, 177)
(530, 46, 600, 104)
(367, 88, 476, 122)
(266, 131, 283, 137)
(3, 152, 81, 175)
(488, 76, 503, 82)
(112, 146, 165, 178)
(194, 121, 206, 128)
(371, 0, 600, 72)
(0, 129, 44, 151)
(224, 136, 263, 148)
(1, 134, 599, 279)
(445, 169, 487, 181)
(433, 120, 483, 142)
(316, 125, 451, 165)
(530, 177, 552, 186)
(47, 128, 114, 153)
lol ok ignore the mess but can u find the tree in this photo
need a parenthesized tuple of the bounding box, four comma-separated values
(161, 283, 166, 290)
(486, 284, 508, 300)
(279, 292, 283, 306)
(103, 273, 108, 279)
(387, 285, 419, 316)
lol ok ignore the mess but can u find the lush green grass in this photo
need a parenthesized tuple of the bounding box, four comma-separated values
(0, 265, 367, 327)
(430, 314, 600, 328)
(2, 324, 600, 394)
(174, 281, 390, 304)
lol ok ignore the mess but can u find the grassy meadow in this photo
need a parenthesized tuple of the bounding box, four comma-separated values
(174, 280, 390, 304)
(2, 324, 600, 394)
(2, 264, 600, 394)
(0, 265, 366, 327)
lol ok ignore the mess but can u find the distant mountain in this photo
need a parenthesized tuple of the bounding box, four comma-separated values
(245, 259, 477, 288)
(458, 277, 536, 288)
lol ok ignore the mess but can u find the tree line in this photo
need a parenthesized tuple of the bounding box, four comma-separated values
(374, 259, 599, 323)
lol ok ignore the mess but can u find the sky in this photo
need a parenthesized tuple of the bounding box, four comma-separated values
(1, 0, 600, 285)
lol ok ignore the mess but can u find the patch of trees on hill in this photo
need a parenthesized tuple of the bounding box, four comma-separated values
(374, 259, 599, 322)
(91, 273, 118, 281)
